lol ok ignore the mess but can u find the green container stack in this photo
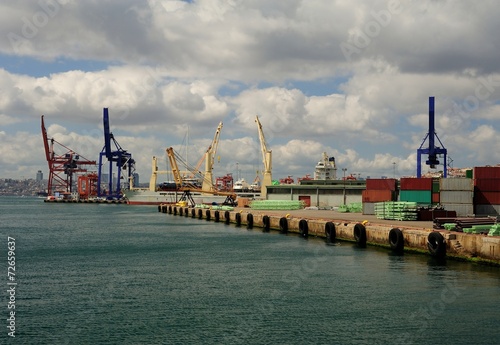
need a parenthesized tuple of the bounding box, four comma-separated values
(463, 225, 494, 234)
(249, 200, 305, 210)
(488, 224, 500, 236)
(374, 201, 418, 220)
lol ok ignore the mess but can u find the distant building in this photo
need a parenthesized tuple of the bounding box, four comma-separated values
(36, 170, 43, 182)
(133, 173, 139, 187)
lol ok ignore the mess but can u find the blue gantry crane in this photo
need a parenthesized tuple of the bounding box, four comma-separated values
(417, 96, 447, 177)
(97, 108, 135, 199)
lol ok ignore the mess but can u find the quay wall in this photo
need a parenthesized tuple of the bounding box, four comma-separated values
(159, 205, 500, 265)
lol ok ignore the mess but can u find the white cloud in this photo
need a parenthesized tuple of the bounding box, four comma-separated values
(0, 1, 500, 181)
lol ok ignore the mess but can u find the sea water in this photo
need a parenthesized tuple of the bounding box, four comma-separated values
(0, 196, 499, 345)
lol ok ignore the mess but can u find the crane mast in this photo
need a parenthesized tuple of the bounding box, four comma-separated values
(255, 115, 272, 198)
(166, 147, 237, 206)
(202, 122, 223, 193)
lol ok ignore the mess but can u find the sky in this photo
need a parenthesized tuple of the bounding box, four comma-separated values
(1, 0, 500, 183)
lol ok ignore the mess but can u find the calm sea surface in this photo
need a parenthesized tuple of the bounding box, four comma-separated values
(0, 196, 499, 345)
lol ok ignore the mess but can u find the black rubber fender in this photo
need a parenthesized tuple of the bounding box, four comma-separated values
(168, 206, 172, 214)
(389, 228, 404, 253)
(191, 208, 196, 218)
(299, 219, 308, 238)
(205, 209, 211, 221)
(214, 210, 220, 222)
(262, 215, 270, 232)
(173, 207, 177, 215)
(354, 223, 367, 247)
(158, 205, 161, 212)
(198, 209, 203, 219)
(427, 231, 446, 258)
(247, 213, 254, 229)
(179, 207, 183, 216)
(279, 217, 288, 233)
(184, 208, 189, 217)
(325, 222, 336, 243)
(224, 211, 230, 224)
(235, 212, 242, 226)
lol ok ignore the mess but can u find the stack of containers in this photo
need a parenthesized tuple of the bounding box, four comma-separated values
(474, 166, 500, 216)
(399, 178, 432, 204)
(362, 178, 397, 215)
(432, 178, 440, 205)
(439, 177, 474, 217)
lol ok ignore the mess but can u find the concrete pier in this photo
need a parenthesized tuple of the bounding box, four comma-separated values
(159, 205, 500, 266)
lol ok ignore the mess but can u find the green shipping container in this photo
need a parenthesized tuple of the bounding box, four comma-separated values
(399, 190, 432, 204)
(466, 169, 473, 179)
(432, 179, 440, 193)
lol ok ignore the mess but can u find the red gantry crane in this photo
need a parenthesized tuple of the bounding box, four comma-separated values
(41, 115, 97, 198)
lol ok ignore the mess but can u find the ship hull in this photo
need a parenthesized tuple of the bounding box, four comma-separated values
(124, 189, 232, 205)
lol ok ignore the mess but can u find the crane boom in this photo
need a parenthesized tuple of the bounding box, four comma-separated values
(255, 115, 272, 198)
(202, 122, 223, 192)
(166, 146, 237, 206)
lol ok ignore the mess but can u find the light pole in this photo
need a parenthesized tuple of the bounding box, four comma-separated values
(342, 168, 347, 205)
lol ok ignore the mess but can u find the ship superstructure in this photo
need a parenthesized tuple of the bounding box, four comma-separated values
(314, 152, 337, 180)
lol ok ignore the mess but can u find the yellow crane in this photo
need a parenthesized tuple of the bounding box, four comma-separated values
(201, 122, 223, 193)
(255, 115, 272, 198)
(166, 147, 237, 206)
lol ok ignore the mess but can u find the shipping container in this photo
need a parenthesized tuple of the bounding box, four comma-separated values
(475, 204, 500, 216)
(399, 190, 431, 204)
(465, 169, 473, 179)
(473, 178, 500, 192)
(441, 203, 474, 217)
(475, 191, 500, 204)
(362, 189, 394, 202)
(440, 190, 474, 204)
(432, 179, 440, 193)
(440, 177, 473, 191)
(432, 192, 440, 203)
(365, 178, 397, 191)
(362, 202, 376, 215)
(400, 178, 432, 191)
(473, 166, 500, 179)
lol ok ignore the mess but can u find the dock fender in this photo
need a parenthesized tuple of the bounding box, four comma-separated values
(389, 228, 404, 253)
(191, 208, 196, 218)
(214, 210, 220, 222)
(168, 206, 172, 214)
(279, 217, 288, 234)
(158, 205, 161, 212)
(325, 222, 336, 243)
(235, 212, 242, 226)
(179, 207, 183, 216)
(198, 209, 203, 219)
(299, 219, 308, 238)
(247, 213, 254, 229)
(262, 215, 270, 232)
(205, 209, 211, 221)
(185, 208, 189, 217)
(224, 211, 230, 224)
(427, 231, 446, 258)
(354, 223, 367, 247)
(173, 207, 178, 215)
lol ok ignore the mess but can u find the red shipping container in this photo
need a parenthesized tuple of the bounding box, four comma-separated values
(432, 192, 440, 203)
(362, 189, 394, 202)
(475, 191, 500, 204)
(474, 178, 500, 191)
(366, 178, 397, 191)
(400, 178, 432, 191)
(473, 166, 500, 179)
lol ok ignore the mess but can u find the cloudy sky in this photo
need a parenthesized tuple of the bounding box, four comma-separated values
(1, 0, 500, 183)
